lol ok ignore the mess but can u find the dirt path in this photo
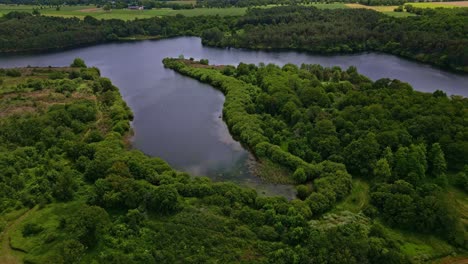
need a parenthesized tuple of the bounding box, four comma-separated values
(0, 207, 37, 264)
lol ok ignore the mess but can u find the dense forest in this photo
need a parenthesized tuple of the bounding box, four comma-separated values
(163, 58, 468, 252)
(0, 61, 425, 263)
(1, 6, 467, 73)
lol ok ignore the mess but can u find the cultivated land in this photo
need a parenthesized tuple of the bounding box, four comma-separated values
(0, 3, 348, 20)
(346, 3, 416, 17)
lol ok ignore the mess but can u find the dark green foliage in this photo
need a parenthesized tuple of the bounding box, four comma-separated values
(453, 166, 468, 193)
(61, 240, 86, 264)
(65, 205, 110, 247)
(292, 168, 307, 183)
(371, 180, 465, 246)
(6, 68, 21, 77)
(0, 12, 236, 53)
(164, 58, 468, 249)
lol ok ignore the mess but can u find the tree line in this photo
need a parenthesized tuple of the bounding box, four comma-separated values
(0, 11, 235, 52)
(1, 6, 467, 72)
(202, 6, 468, 73)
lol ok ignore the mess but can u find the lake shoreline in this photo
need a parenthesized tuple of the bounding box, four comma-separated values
(1, 36, 467, 75)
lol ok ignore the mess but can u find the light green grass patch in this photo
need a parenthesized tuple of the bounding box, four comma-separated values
(333, 178, 369, 213)
(446, 185, 468, 226)
(305, 3, 348, 9)
(377, 221, 455, 261)
(383, 11, 416, 17)
(10, 202, 85, 255)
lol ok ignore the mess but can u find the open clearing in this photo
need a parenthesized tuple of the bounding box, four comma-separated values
(0, 207, 37, 264)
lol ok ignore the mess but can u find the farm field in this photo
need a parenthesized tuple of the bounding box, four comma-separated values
(346, 3, 416, 17)
(410, 1, 468, 8)
(0, 3, 348, 19)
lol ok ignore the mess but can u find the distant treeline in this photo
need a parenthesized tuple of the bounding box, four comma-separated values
(195, 0, 463, 7)
(0, 12, 234, 52)
(203, 6, 468, 73)
(1, 6, 467, 72)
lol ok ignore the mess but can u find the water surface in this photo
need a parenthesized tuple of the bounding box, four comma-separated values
(1, 37, 467, 198)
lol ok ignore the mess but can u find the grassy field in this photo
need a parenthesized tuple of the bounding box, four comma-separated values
(0, 3, 349, 20)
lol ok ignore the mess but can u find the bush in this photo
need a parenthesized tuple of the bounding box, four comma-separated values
(49, 71, 66, 80)
(200, 59, 209, 65)
(22, 222, 44, 237)
(6, 69, 21, 77)
(71, 58, 87, 68)
(80, 68, 100, 80)
(296, 185, 310, 200)
(293, 168, 307, 183)
(69, 71, 81, 79)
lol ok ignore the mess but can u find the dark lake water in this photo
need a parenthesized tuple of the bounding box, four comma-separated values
(1, 37, 467, 198)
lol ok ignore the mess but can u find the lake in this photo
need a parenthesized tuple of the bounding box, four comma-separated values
(1, 37, 467, 198)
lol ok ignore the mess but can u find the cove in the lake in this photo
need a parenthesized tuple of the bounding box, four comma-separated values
(1, 37, 467, 198)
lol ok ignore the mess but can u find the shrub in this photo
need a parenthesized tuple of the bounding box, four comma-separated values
(49, 71, 66, 80)
(6, 69, 21, 77)
(71, 58, 87, 68)
(296, 185, 310, 200)
(293, 168, 307, 183)
(22, 222, 44, 237)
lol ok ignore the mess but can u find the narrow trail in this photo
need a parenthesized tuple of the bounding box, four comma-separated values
(0, 207, 37, 264)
